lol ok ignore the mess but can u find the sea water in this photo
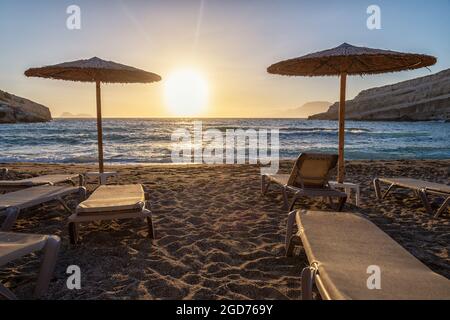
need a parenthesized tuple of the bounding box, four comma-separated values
(0, 118, 449, 164)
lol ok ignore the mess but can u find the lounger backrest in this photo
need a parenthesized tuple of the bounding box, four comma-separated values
(0, 168, 8, 180)
(287, 153, 338, 188)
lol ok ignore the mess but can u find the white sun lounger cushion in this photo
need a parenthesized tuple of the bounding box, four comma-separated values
(76, 184, 145, 214)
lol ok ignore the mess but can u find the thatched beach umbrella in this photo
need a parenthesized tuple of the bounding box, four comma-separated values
(268, 43, 436, 183)
(25, 57, 162, 173)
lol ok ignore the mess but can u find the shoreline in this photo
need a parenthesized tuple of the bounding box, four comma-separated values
(2, 158, 450, 168)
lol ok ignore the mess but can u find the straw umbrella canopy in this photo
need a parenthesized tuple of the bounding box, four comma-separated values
(267, 43, 436, 183)
(25, 57, 162, 173)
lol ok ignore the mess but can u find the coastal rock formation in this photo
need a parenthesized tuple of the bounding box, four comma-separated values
(309, 68, 450, 121)
(0, 90, 52, 123)
(284, 101, 331, 118)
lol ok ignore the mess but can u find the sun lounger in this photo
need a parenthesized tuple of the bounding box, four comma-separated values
(68, 184, 154, 244)
(261, 153, 347, 211)
(0, 232, 60, 299)
(286, 210, 450, 300)
(0, 185, 86, 231)
(0, 168, 8, 179)
(374, 177, 450, 218)
(0, 173, 84, 193)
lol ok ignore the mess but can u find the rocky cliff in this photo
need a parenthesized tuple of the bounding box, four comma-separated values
(0, 90, 52, 123)
(309, 68, 450, 121)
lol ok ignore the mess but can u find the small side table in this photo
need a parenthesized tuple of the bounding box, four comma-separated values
(329, 181, 361, 206)
(85, 171, 118, 185)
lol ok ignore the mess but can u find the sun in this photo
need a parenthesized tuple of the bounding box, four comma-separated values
(163, 69, 208, 116)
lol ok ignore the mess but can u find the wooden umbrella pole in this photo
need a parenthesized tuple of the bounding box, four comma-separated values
(337, 73, 347, 183)
(96, 81, 104, 174)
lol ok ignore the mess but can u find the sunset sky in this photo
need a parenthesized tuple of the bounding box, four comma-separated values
(0, 0, 449, 118)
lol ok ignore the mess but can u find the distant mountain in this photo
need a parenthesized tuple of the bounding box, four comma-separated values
(284, 101, 332, 118)
(309, 68, 450, 121)
(0, 90, 51, 123)
(59, 112, 93, 118)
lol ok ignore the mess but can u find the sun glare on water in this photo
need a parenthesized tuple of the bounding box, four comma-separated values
(164, 69, 208, 117)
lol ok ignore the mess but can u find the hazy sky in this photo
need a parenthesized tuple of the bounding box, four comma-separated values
(0, 0, 449, 117)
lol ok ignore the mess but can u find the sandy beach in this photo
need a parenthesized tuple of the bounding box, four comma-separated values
(0, 159, 449, 300)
